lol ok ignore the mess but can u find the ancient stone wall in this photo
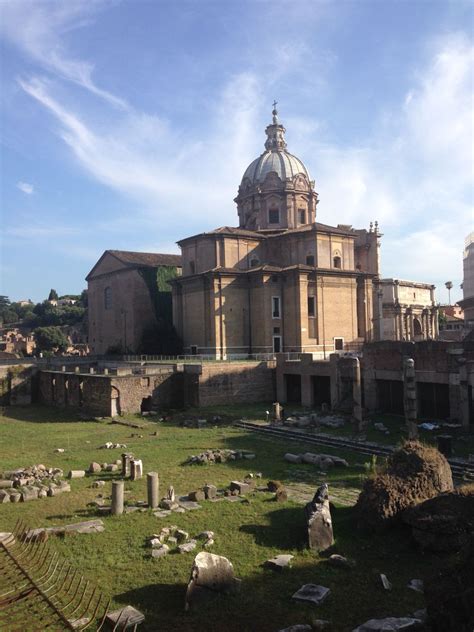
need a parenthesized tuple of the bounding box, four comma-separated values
(0, 364, 37, 406)
(185, 361, 276, 406)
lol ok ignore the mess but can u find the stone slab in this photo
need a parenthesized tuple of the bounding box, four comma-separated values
(292, 584, 330, 606)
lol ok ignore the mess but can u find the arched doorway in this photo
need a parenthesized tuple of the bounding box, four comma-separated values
(413, 317, 423, 340)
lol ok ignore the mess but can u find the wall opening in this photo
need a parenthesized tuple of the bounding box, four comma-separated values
(417, 382, 450, 420)
(141, 396, 153, 412)
(111, 386, 121, 417)
(285, 374, 301, 403)
(312, 375, 331, 408)
(376, 379, 404, 415)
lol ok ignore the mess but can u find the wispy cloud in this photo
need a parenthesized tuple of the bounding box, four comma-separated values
(16, 181, 34, 195)
(0, 0, 127, 109)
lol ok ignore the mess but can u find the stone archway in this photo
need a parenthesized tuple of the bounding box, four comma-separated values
(413, 317, 423, 341)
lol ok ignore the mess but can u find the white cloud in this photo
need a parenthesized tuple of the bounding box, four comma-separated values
(0, 0, 127, 109)
(16, 181, 34, 195)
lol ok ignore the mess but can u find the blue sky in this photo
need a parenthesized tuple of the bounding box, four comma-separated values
(1, 0, 472, 304)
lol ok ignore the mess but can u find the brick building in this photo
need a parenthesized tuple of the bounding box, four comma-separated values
(172, 106, 382, 358)
(87, 250, 182, 354)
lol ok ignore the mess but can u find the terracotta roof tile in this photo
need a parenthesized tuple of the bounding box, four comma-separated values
(108, 250, 182, 267)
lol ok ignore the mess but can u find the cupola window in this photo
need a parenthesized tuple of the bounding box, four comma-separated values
(298, 208, 306, 224)
(306, 255, 315, 266)
(268, 209, 280, 224)
(333, 256, 341, 269)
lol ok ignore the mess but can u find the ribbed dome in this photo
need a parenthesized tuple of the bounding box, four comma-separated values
(242, 150, 310, 185)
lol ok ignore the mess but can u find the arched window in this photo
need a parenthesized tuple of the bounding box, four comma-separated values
(104, 287, 112, 310)
(298, 208, 306, 224)
(333, 256, 341, 269)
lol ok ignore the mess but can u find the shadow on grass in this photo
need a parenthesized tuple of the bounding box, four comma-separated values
(239, 505, 307, 549)
(2, 404, 103, 424)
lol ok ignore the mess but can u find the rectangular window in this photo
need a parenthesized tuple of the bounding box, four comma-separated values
(272, 296, 281, 318)
(306, 255, 315, 266)
(299, 209, 306, 224)
(273, 326, 280, 334)
(308, 296, 315, 317)
(269, 209, 280, 224)
(334, 337, 344, 351)
(189, 261, 195, 274)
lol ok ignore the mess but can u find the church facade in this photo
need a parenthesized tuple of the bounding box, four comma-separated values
(171, 107, 383, 358)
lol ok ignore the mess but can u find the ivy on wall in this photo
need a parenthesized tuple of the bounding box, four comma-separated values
(139, 266, 177, 324)
(138, 266, 182, 354)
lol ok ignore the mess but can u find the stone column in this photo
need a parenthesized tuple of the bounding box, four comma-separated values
(351, 357, 364, 432)
(111, 480, 124, 515)
(403, 358, 418, 439)
(272, 402, 282, 422)
(130, 459, 143, 481)
(147, 472, 159, 509)
(121, 453, 133, 478)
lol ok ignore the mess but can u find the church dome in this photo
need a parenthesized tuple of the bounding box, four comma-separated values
(240, 104, 310, 186)
(242, 150, 310, 184)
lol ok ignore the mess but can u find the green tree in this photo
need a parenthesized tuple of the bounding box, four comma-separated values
(34, 326, 69, 353)
(48, 289, 59, 301)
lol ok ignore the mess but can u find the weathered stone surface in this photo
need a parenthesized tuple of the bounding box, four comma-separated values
(175, 529, 189, 543)
(68, 470, 86, 479)
(229, 481, 251, 495)
(105, 464, 118, 472)
(0, 480, 13, 489)
(203, 484, 217, 499)
(153, 509, 172, 518)
(292, 584, 330, 605)
(27, 519, 105, 539)
(352, 617, 423, 631)
(111, 480, 124, 515)
(186, 448, 256, 465)
(88, 462, 102, 474)
(105, 605, 145, 628)
(179, 500, 202, 511)
(305, 484, 334, 551)
(356, 441, 454, 531)
(178, 540, 197, 554)
(188, 490, 205, 502)
(275, 487, 288, 502)
(130, 459, 143, 480)
(0, 490, 11, 503)
(21, 486, 39, 502)
(284, 453, 303, 464)
(92, 480, 106, 488)
(152, 544, 170, 558)
(185, 552, 240, 610)
(9, 491, 21, 503)
(159, 499, 179, 510)
(264, 554, 294, 571)
(402, 485, 474, 552)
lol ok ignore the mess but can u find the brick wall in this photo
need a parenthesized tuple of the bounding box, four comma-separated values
(185, 361, 275, 406)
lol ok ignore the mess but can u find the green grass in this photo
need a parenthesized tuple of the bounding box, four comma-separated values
(0, 405, 447, 631)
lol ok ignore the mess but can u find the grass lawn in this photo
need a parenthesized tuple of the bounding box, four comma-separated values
(0, 405, 448, 631)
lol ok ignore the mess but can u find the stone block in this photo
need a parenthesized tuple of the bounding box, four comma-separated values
(21, 487, 39, 502)
(185, 551, 240, 611)
(229, 481, 251, 495)
(68, 470, 86, 479)
(292, 584, 330, 605)
(203, 484, 217, 499)
(89, 462, 102, 474)
(305, 484, 334, 552)
(188, 490, 205, 502)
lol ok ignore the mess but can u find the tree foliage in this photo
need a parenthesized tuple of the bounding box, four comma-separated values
(35, 326, 69, 353)
(48, 289, 58, 301)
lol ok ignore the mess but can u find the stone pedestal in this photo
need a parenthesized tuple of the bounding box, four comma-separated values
(130, 459, 143, 481)
(147, 472, 159, 509)
(111, 481, 124, 515)
(304, 483, 334, 552)
(272, 402, 282, 422)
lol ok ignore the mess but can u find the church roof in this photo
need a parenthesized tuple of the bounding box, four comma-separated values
(107, 250, 182, 267)
(86, 250, 182, 280)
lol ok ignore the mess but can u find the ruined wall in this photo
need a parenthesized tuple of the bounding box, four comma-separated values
(186, 361, 276, 406)
(110, 372, 183, 413)
(0, 364, 37, 405)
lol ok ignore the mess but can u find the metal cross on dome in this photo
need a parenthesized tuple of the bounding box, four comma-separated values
(272, 100, 278, 109)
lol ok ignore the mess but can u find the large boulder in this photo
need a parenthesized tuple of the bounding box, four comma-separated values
(424, 539, 474, 631)
(355, 441, 453, 531)
(185, 552, 240, 610)
(305, 483, 334, 551)
(403, 484, 474, 552)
